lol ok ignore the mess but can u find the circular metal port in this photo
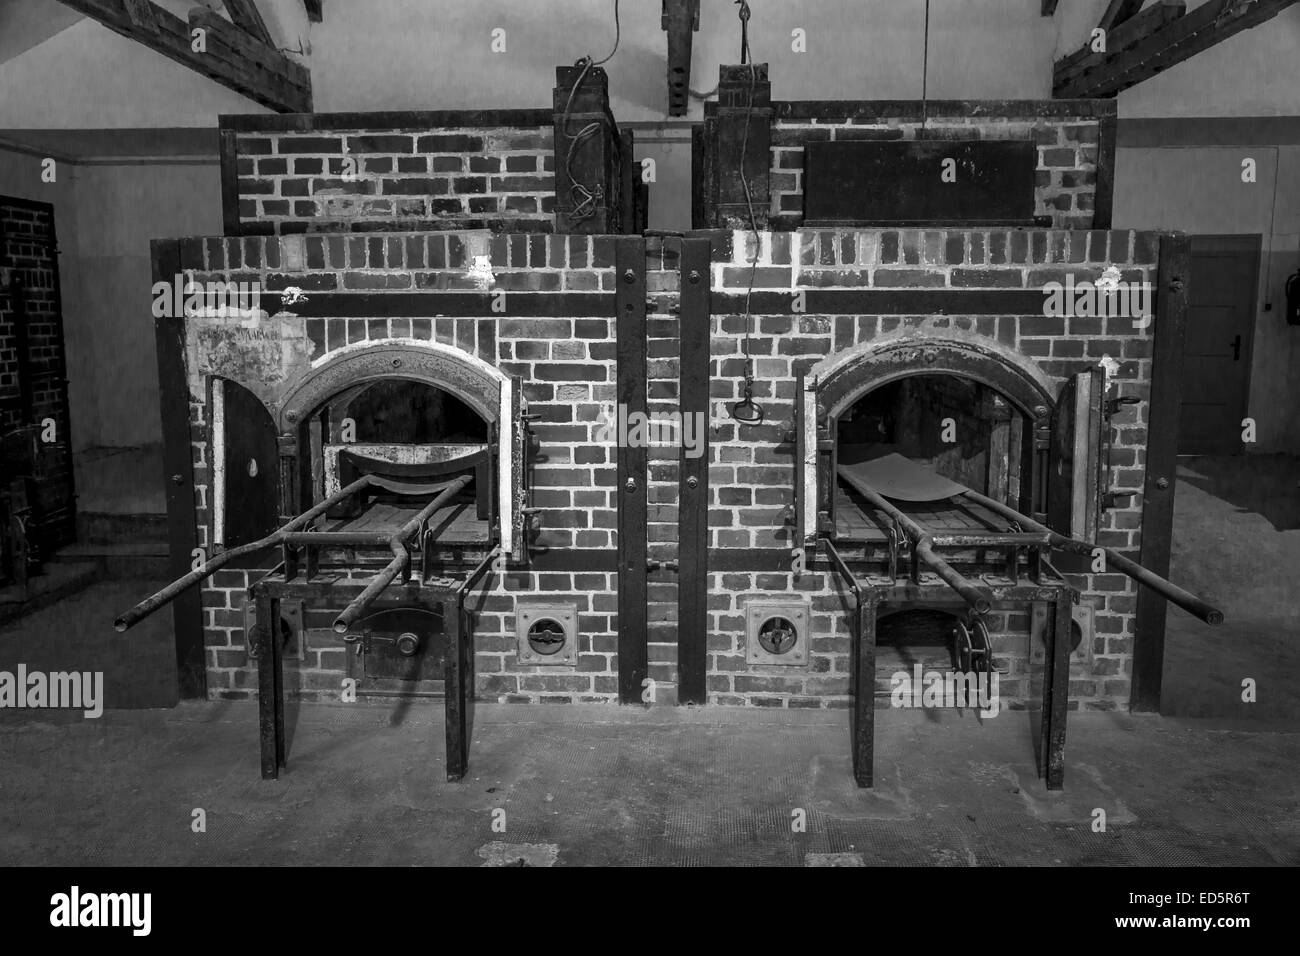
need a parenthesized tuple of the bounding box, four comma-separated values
(396, 632, 420, 657)
(758, 616, 798, 656)
(527, 618, 567, 657)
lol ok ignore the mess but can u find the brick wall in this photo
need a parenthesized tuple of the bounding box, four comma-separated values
(645, 237, 683, 701)
(223, 113, 557, 236)
(170, 231, 621, 702)
(171, 222, 1157, 715)
(0, 199, 75, 554)
(704, 227, 1158, 712)
(769, 107, 1108, 229)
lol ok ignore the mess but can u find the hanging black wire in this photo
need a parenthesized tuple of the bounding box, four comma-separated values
(728, 0, 765, 426)
(560, 0, 620, 226)
(921, 0, 930, 135)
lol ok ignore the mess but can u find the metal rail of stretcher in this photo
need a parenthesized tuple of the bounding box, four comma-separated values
(825, 460, 1223, 790)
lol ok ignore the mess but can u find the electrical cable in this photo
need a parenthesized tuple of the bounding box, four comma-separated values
(560, 0, 620, 226)
(921, 0, 930, 135)
(593, 0, 621, 65)
(728, 0, 765, 426)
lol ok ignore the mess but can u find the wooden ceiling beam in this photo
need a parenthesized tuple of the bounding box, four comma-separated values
(1056, 0, 1186, 89)
(1098, 0, 1145, 30)
(53, 0, 311, 113)
(662, 0, 700, 117)
(1055, 0, 1299, 98)
(221, 0, 273, 47)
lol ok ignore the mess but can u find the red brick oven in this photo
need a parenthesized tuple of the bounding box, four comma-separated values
(117, 65, 1220, 790)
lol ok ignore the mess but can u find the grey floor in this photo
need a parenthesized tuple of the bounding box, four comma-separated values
(0, 702, 1296, 866)
(1163, 454, 1300, 719)
(1, 452, 1296, 866)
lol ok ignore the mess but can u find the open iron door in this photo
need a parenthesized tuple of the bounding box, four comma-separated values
(1048, 368, 1104, 545)
(212, 377, 281, 550)
(501, 374, 528, 562)
(794, 372, 821, 549)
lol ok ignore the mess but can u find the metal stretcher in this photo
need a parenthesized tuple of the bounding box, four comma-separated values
(116, 471, 499, 782)
(824, 455, 1222, 790)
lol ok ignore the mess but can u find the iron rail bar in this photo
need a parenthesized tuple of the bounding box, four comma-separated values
(332, 475, 472, 634)
(854, 485, 992, 615)
(959, 488, 1223, 625)
(823, 539, 863, 605)
(281, 531, 414, 545)
(114, 475, 377, 632)
(928, 531, 1053, 548)
(455, 545, 501, 604)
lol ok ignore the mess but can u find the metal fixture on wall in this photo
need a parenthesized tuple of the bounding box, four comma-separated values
(746, 600, 810, 666)
(516, 604, 579, 666)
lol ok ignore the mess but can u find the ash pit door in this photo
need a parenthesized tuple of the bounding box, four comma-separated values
(1048, 368, 1104, 545)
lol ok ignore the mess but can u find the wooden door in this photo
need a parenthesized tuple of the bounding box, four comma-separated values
(1179, 235, 1260, 455)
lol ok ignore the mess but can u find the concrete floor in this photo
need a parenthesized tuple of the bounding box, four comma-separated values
(1, 453, 1294, 866)
(0, 702, 1295, 866)
(1163, 455, 1300, 719)
(0, 579, 176, 709)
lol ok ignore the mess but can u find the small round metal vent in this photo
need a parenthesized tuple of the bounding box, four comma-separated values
(757, 616, 798, 656)
(526, 618, 568, 657)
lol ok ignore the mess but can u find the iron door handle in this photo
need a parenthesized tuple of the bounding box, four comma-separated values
(1231, 335, 1242, 361)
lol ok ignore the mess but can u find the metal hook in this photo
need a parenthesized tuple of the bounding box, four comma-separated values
(735, 0, 751, 64)
(728, 368, 765, 425)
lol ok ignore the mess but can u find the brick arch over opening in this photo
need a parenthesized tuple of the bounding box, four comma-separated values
(811, 330, 1058, 423)
(277, 342, 505, 432)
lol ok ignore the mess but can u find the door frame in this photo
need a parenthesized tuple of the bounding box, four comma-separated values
(1131, 233, 1190, 712)
(1181, 233, 1262, 455)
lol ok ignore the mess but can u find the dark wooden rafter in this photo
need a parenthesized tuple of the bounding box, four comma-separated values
(662, 0, 701, 117)
(303, 0, 323, 24)
(1098, 0, 1145, 29)
(53, 0, 311, 113)
(221, 0, 273, 46)
(1055, 0, 1300, 98)
(1056, 0, 1187, 88)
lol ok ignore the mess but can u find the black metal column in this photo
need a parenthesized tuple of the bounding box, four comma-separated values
(615, 237, 648, 703)
(677, 238, 711, 704)
(152, 239, 207, 700)
(1131, 233, 1190, 712)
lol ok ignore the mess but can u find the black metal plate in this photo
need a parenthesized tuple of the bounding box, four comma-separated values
(354, 606, 449, 683)
(803, 139, 1037, 225)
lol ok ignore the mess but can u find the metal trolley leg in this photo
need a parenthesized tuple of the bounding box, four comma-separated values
(1042, 589, 1072, 790)
(256, 592, 286, 779)
(852, 595, 879, 788)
